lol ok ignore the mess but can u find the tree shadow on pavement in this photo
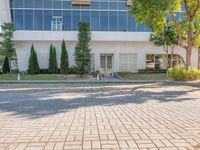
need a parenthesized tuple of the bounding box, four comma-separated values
(0, 82, 199, 119)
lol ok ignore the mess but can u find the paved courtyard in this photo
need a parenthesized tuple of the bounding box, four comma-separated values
(0, 83, 200, 150)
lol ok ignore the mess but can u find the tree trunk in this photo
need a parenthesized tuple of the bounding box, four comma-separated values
(170, 45, 175, 68)
(185, 27, 193, 68)
(166, 46, 169, 69)
(185, 47, 192, 68)
(9, 57, 12, 75)
(198, 48, 200, 70)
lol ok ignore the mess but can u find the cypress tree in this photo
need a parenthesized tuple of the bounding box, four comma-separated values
(53, 46, 58, 73)
(0, 23, 15, 74)
(28, 44, 40, 74)
(48, 44, 58, 73)
(60, 40, 69, 74)
(74, 22, 91, 78)
(2, 56, 10, 74)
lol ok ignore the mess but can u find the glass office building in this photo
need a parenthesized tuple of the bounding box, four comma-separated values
(10, 0, 151, 32)
(0, 0, 191, 74)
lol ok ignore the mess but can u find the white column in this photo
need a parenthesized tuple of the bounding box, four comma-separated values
(0, 0, 11, 23)
(94, 52, 100, 72)
(113, 53, 119, 72)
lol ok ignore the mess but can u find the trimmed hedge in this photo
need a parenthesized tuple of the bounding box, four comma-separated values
(138, 69, 167, 74)
(168, 68, 200, 81)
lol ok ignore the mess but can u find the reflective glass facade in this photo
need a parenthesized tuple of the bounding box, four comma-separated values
(10, 0, 152, 32)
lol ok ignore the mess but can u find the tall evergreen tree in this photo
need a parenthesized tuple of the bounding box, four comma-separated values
(2, 56, 10, 73)
(74, 22, 91, 77)
(0, 23, 15, 74)
(49, 45, 58, 73)
(60, 40, 69, 74)
(28, 44, 40, 74)
(53, 46, 58, 73)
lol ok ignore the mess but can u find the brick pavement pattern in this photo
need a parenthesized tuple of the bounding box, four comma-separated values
(0, 83, 200, 150)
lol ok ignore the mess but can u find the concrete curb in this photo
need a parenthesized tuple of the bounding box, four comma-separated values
(0, 80, 173, 84)
(0, 80, 199, 85)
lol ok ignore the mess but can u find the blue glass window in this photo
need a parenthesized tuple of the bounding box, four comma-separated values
(13, 0, 23, 8)
(11, 0, 151, 32)
(53, 0, 62, 9)
(91, 11, 99, 31)
(91, 2, 99, 9)
(118, 11, 127, 31)
(34, 10, 43, 30)
(44, 10, 52, 30)
(63, 10, 71, 31)
(25, 10, 33, 30)
(44, 0, 52, 8)
(81, 5, 90, 9)
(128, 15, 136, 31)
(14, 10, 24, 30)
(24, 0, 33, 8)
(137, 23, 145, 31)
(100, 11, 108, 31)
(81, 11, 90, 24)
(72, 5, 81, 9)
(109, 11, 117, 31)
(109, 2, 117, 10)
(53, 10, 62, 17)
(34, 0, 43, 8)
(63, 1, 71, 9)
(118, 2, 127, 10)
(72, 11, 80, 30)
(100, 2, 108, 9)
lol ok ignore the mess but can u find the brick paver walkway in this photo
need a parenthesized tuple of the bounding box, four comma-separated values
(0, 83, 200, 150)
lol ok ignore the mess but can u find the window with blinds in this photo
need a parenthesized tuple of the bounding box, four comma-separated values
(119, 53, 137, 72)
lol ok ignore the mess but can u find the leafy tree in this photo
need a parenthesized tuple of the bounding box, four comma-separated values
(2, 56, 10, 73)
(28, 44, 40, 74)
(60, 40, 69, 74)
(74, 22, 91, 77)
(0, 23, 16, 74)
(150, 23, 178, 68)
(49, 44, 58, 73)
(131, 0, 200, 68)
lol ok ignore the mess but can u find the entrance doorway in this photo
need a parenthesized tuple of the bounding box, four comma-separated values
(100, 54, 113, 77)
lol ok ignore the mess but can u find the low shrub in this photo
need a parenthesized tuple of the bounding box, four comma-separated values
(168, 67, 200, 81)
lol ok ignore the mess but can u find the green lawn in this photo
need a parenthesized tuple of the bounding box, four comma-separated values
(0, 74, 95, 80)
(118, 72, 171, 80)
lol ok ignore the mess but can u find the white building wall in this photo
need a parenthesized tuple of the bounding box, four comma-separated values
(0, 0, 11, 23)
(14, 39, 199, 72)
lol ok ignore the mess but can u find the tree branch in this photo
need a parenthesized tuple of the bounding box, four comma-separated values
(170, 12, 187, 49)
(191, 0, 200, 21)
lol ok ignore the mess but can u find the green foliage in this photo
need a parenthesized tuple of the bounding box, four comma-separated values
(60, 40, 69, 74)
(131, 0, 200, 68)
(74, 22, 91, 77)
(149, 23, 178, 51)
(28, 45, 40, 74)
(168, 67, 200, 81)
(0, 23, 15, 74)
(2, 56, 10, 74)
(48, 44, 58, 74)
(194, 35, 200, 48)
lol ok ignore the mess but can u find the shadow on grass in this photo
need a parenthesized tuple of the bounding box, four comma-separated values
(0, 82, 199, 119)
